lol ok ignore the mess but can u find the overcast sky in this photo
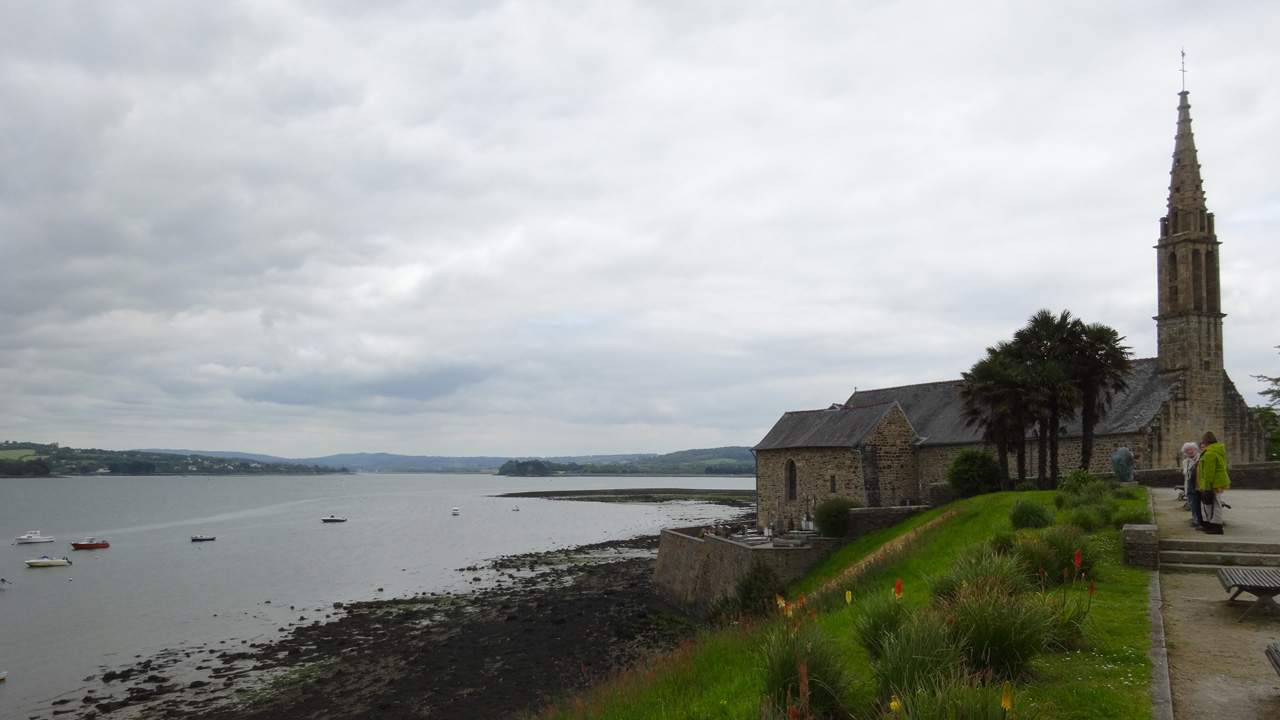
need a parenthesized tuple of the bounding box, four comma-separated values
(1, 2, 1277, 459)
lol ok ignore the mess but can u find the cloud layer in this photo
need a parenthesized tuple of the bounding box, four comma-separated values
(2, 1, 1278, 456)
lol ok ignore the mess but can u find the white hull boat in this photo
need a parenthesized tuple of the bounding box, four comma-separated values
(14, 531, 54, 544)
(25, 555, 72, 568)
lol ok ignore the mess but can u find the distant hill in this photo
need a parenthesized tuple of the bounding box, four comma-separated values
(140, 447, 754, 474)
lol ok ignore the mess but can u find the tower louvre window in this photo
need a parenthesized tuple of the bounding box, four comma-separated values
(786, 460, 797, 501)
(1192, 249, 1204, 311)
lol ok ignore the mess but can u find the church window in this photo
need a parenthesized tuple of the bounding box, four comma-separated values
(829, 475, 836, 493)
(1171, 213, 1179, 233)
(1200, 211, 1207, 232)
(786, 460, 797, 501)
(1192, 250, 1204, 311)
(1168, 252, 1178, 281)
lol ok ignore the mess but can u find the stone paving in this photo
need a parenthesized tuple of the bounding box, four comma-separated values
(1151, 485, 1280, 719)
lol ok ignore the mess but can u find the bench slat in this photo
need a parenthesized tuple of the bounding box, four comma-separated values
(1267, 642, 1280, 677)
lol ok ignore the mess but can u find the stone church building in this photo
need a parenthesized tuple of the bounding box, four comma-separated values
(754, 90, 1268, 529)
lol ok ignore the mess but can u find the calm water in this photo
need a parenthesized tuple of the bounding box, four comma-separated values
(0, 473, 753, 716)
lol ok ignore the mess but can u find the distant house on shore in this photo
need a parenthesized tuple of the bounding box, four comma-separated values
(754, 89, 1267, 530)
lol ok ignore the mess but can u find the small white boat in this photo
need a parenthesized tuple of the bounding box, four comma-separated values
(321, 515, 347, 523)
(451, 508, 460, 516)
(0, 669, 7, 681)
(190, 535, 216, 542)
(25, 555, 72, 568)
(14, 531, 54, 544)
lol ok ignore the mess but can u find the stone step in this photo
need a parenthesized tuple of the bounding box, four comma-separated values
(1160, 562, 1229, 574)
(1159, 550, 1280, 567)
(1159, 538, 1280, 554)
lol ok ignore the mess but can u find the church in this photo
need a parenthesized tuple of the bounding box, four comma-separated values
(753, 90, 1269, 529)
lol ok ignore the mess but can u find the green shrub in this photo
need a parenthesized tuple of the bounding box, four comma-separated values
(757, 621, 852, 718)
(1112, 486, 1142, 500)
(814, 497, 863, 538)
(1014, 480, 1038, 492)
(853, 589, 908, 661)
(885, 676, 1035, 719)
(1112, 505, 1152, 528)
(1041, 580, 1095, 650)
(711, 557, 787, 621)
(1063, 502, 1119, 531)
(946, 449, 1002, 498)
(989, 530, 1017, 555)
(1008, 498, 1053, 530)
(944, 584, 1054, 677)
(1057, 469, 1100, 493)
(929, 548, 1032, 602)
(874, 612, 963, 697)
(1012, 525, 1098, 587)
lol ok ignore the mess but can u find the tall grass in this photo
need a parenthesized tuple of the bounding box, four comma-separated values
(943, 583, 1054, 677)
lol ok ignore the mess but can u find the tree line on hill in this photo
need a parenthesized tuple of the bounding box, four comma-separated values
(0, 441, 348, 477)
(497, 446, 755, 476)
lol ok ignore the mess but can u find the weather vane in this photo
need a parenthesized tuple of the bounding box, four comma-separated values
(1181, 48, 1187, 91)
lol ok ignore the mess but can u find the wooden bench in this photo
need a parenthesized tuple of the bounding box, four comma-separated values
(1216, 567, 1280, 622)
(1267, 643, 1280, 678)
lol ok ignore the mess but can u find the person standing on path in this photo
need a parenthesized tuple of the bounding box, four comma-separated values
(1181, 441, 1203, 528)
(1197, 431, 1230, 535)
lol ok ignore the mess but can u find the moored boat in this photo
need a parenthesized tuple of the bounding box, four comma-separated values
(321, 515, 347, 523)
(71, 537, 110, 550)
(14, 531, 54, 544)
(190, 535, 216, 542)
(25, 556, 72, 568)
(451, 507, 460, 516)
(0, 669, 7, 681)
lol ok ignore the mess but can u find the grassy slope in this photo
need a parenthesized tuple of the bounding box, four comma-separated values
(538, 490, 1153, 720)
(0, 449, 39, 460)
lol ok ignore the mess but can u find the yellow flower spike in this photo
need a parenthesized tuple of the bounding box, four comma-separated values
(889, 695, 902, 712)
(845, 590, 852, 605)
(1001, 681, 1012, 711)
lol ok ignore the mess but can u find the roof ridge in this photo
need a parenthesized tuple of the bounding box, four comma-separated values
(852, 379, 961, 394)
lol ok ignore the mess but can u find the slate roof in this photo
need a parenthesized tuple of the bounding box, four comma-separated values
(753, 401, 902, 451)
(838, 357, 1179, 447)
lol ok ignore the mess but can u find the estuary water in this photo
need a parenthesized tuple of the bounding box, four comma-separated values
(0, 473, 753, 716)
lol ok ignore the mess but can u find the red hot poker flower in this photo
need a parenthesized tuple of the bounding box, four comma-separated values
(894, 578, 903, 597)
(1073, 548, 1082, 570)
(1089, 581, 1095, 596)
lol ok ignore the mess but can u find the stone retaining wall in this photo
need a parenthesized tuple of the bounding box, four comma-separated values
(651, 528, 842, 617)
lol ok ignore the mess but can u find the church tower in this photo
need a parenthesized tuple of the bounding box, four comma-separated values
(1152, 89, 1265, 465)
(1155, 90, 1223, 376)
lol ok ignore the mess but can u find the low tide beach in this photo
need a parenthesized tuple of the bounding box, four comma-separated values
(2, 478, 754, 720)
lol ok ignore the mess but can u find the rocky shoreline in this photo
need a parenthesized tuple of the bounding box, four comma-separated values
(46, 495, 754, 720)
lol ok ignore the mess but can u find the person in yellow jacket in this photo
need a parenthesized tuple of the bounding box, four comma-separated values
(1196, 431, 1230, 535)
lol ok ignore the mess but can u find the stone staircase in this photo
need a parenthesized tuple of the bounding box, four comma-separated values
(1159, 538, 1280, 572)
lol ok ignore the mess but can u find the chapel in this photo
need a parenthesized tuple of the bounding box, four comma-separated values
(753, 90, 1268, 529)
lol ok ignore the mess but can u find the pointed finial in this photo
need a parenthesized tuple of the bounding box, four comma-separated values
(1180, 48, 1187, 91)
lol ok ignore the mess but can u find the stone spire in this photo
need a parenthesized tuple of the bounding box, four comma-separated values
(1155, 89, 1223, 374)
(1167, 91, 1208, 217)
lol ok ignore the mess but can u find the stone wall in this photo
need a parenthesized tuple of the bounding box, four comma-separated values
(861, 405, 921, 504)
(915, 433, 1150, 488)
(651, 528, 842, 617)
(846, 506, 928, 539)
(1132, 461, 1280, 490)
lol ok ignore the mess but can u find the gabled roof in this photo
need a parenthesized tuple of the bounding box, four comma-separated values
(753, 401, 903, 451)
(842, 357, 1179, 446)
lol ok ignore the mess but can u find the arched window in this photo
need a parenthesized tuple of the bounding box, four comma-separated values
(786, 460, 797, 501)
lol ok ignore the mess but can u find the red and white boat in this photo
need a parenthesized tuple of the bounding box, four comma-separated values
(71, 537, 109, 550)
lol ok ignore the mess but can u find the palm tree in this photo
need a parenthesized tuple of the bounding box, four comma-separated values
(960, 343, 1039, 489)
(1072, 322, 1134, 471)
(1012, 310, 1084, 488)
(960, 347, 1018, 488)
